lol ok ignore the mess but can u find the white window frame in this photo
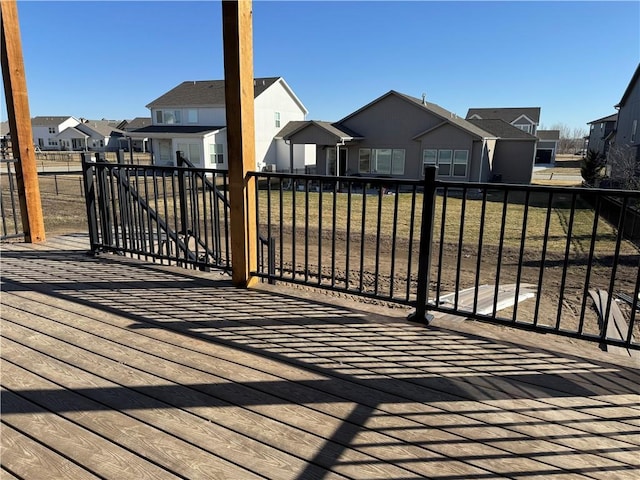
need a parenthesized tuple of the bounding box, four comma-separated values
(437, 150, 452, 176)
(209, 143, 224, 164)
(274, 111, 281, 128)
(48, 127, 56, 134)
(156, 109, 182, 125)
(187, 109, 198, 124)
(359, 148, 371, 173)
(453, 150, 468, 177)
(632, 119, 638, 143)
(514, 124, 532, 134)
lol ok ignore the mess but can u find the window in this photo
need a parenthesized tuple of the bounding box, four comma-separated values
(632, 119, 638, 143)
(514, 124, 531, 134)
(47, 138, 57, 146)
(275, 112, 281, 128)
(373, 149, 392, 174)
(177, 143, 202, 166)
(358, 148, 405, 175)
(187, 109, 198, 123)
(156, 110, 182, 124)
(423, 149, 437, 166)
(48, 127, 56, 134)
(209, 144, 224, 164)
(359, 148, 371, 173)
(326, 148, 336, 175)
(453, 150, 468, 177)
(437, 150, 452, 176)
(423, 149, 468, 177)
(391, 149, 405, 175)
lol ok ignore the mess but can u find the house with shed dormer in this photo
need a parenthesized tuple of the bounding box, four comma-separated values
(126, 77, 313, 170)
(281, 91, 538, 184)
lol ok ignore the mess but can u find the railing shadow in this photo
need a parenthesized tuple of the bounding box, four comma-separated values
(2, 246, 640, 479)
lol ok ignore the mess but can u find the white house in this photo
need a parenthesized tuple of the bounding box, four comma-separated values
(56, 120, 126, 151)
(127, 77, 314, 171)
(32, 116, 80, 150)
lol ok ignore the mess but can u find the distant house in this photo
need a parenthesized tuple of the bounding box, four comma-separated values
(56, 120, 126, 151)
(535, 129, 561, 164)
(283, 91, 537, 184)
(586, 113, 617, 158)
(127, 77, 312, 170)
(31, 116, 80, 150)
(465, 107, 558, 165)
(0, 121, 11, 157)
(611, 63, 640, 165)
(120, 117, 151, 152)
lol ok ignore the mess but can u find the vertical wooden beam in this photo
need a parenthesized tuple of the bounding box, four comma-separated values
(222, 0, 257, 287)
(1, 0, 45, 243)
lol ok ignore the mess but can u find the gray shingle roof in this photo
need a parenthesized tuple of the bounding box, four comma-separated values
(465, 107, 541, 124)
(536, 129, 560, 141)
(587, 113, 618, 124)
(31, 116, 76, 126)
(122, 117, 152, 130)
(277, 120, 362, 141)
(76, 121, 125, 137)
(146, 77, 281, 108)
(468, 119, 537, 139)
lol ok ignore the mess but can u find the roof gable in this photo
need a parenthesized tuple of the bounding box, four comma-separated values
(587, 113, 618, 124)
(616, 62, 640, 108)
(337, 90, 491, 139)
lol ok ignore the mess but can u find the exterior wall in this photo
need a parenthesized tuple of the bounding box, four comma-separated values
(274, 140, 315, 171)
(339, 95, 443, 180)
(588, 121, 616, 157)
(254, 80, 307, 170)
(614, 79, 640, 151)
(33, 118, 80, 150)
(416, 124, 476, 181)
(150, 107, 226, 126)
(491, 140, 536, 183)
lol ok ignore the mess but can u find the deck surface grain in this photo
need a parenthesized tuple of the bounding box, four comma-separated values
(1, 234, 639, 480)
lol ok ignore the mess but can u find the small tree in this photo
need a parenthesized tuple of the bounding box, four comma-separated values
(581, 149, 606, 186)
(607, 145, 640, 191)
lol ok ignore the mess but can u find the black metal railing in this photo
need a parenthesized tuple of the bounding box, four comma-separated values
(82, 152, 231, 272)
(250, 168, 639, 351)
(1, 159, 21, 240)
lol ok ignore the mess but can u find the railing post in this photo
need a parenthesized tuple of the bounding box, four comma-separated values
(176, 151, 189, 235)
(96, 152, 113, 247)
(81, 152, 100, 252)
(408, 165, 437, 324)
(268, 236, 276, 285)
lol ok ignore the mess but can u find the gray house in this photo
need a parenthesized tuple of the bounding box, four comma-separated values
(611, 63, 640, 165)
(586, 113, 617, 158)
(465, 107, 558, 165)
(282, 91, 537, 184)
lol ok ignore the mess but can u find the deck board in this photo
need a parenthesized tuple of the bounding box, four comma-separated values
(1, 234, 639, 479)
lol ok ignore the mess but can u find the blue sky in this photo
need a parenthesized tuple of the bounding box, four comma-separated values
(2, 1, 639, 133)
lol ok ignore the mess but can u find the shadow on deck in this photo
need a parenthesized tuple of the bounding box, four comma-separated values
(1, 234, 639, 479)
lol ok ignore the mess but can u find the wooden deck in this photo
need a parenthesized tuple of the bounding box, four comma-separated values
(1, 234, 639, 480)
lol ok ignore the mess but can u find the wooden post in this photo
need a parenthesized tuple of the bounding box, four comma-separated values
(1, 0, 45, 242)
(222, 0, 257, 287)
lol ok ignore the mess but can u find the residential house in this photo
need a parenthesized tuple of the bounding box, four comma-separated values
(127, 77, 312, 170)
(535, 129, 561, 164)
(282, 91, 538, 184)
(0, 121, 10, 158)
(31, 116, 80, 150)
(611, 63, 640, 173)
(120, 117, 152, 152)
(586, 113, 617, 158)
(56, 120, 126, 151)
(465, 107, 559, 165)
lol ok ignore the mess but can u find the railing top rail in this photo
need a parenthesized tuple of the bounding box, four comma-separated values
(249, 171, 425, 187)
(435, 179, 640, 197)
(0, 158, 17, 164)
